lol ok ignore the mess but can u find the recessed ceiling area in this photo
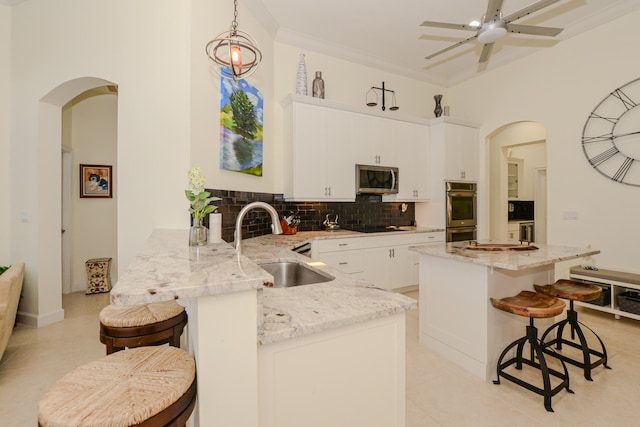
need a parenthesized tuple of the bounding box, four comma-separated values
(247, 0, 640, 86)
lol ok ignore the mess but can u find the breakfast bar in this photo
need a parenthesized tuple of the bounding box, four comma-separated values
(111, 229, 417, 427)
(409, 241, 600, 381)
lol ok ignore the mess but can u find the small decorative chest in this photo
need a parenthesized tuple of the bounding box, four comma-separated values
(85, 257, 112, 294)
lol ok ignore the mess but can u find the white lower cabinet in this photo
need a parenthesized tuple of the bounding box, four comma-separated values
(313, 232, 445, 290)
(258, 313, 407, 427)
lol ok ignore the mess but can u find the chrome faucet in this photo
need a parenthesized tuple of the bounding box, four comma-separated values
(234, 201, 283, 254)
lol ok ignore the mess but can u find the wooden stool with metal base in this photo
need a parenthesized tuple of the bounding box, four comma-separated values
(535, 279, 611, 381)
(38, 346, 197, 426)
(491, 290, 573, 412)
(99, 300, 188, 355)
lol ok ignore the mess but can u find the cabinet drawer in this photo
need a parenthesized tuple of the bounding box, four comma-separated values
(316, 238, 363, 252)
(318, 251, 363, 274)
(415, 231, 445, 244)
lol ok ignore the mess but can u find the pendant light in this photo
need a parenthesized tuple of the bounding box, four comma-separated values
(205, 0, 262, 81)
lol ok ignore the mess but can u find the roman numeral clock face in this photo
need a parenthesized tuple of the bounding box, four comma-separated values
(582, 77, 640, 186)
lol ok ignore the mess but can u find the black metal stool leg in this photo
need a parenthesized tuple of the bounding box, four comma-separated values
(541, 300, 610, 380)
(494, 319, 572, 412)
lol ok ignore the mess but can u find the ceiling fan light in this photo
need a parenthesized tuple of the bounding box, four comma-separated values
(477, 24, 507, 44)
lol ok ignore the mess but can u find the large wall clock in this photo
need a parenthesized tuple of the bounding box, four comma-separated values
(582, 77, 640, 187)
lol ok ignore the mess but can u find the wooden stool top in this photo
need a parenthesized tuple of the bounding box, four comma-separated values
(491, 290, 565, 318)
(100, 300, 185, 327)
(38, 346, 195, 426)
(534, 279, 602, 302)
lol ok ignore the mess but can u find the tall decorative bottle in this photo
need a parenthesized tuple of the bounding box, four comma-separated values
(296, 53, 308, 95)
(312, 71, 325, 99)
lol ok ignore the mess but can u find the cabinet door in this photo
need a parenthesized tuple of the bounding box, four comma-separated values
(442, 123, 478, 182)
(292, 103, 327, 199)
(361, 247, 392, 289)
(458, 126, 478, 181)
(325, 109, 356, 200)
(383, 122, 430, 202)
(353, 114, 396, 166)
(391, 244, 416, 288)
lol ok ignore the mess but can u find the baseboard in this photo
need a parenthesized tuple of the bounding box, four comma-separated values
(16, 308, 65, 328)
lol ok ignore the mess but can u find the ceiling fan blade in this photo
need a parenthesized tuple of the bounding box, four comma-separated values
(503, 0, 561, 23)
(420, 21, 477, 31)
(484, 0, 504, 22)
(506, 23, 563, 37)
(478, 43, 495, 63)
(425, 35, 478, 60)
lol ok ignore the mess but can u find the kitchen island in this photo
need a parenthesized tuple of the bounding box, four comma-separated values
(110, 229, 418, 427)
(409, 241, 600, 381)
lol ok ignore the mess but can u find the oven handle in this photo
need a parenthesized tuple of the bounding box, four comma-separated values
(447, 191, 476, 197)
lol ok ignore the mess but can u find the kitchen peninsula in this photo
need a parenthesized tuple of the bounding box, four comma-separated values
(110, 229, 418, 427)
(410, 241, 600, 381)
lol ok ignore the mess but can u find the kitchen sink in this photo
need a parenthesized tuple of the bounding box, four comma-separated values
(259, 261, 334, 288)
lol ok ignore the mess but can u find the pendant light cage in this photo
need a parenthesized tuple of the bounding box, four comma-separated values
(205, 0, 262, 81)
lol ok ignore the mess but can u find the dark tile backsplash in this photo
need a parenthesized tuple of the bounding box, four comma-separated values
(201, 189, 416, 243)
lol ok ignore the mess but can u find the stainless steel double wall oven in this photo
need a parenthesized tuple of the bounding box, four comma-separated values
(446, 182, 477, 242)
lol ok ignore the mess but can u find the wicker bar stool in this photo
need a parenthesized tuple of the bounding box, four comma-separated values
(534, 279, 611, 380)
(38, 346, 197, 426)
(100, 300, 188, 355)
(491, 290, 573, 412)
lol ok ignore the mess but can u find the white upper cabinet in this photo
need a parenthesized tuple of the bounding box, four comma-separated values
(283, 95, 432, 202)
(430, 118, 480, 183)
(353, 113, 397, 167)
(383, 121, 430, 202)
(284, 101, 355, 201)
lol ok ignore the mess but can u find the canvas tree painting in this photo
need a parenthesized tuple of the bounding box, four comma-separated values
(219, 75, 263, 176)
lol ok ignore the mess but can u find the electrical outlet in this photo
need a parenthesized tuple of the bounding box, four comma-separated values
(20, 211, 28, 223)
(562, 211, 578, 220)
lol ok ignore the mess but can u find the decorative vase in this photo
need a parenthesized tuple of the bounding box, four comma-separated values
(296, 53, 308, 96)
(312, 71, 325, 99)
(434, 94, 443, 117)
(189, 217, 208, 246)
(210, 212, 222, 243)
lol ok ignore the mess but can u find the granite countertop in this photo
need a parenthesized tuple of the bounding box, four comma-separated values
(409, 241, 600, 271)
(111, 228, 431, 345)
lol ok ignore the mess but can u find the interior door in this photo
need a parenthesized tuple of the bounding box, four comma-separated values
(61, 151, 72, 294)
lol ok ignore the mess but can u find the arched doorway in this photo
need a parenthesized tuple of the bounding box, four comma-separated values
(35, 77, 118, 326)
(487, 122, 547, 243)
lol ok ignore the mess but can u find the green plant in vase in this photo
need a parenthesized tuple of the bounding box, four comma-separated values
(185, 166, 221, 246)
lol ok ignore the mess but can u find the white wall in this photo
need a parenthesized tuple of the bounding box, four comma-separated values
(10, 0, 192, 325)
(189, 0, 277, 195)
(0, 5, 11, 264)
(67, 94, 118, 291)
(449, 10, 640, 272)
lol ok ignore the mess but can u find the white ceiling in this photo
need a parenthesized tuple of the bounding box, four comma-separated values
(245, 0, 640, 87)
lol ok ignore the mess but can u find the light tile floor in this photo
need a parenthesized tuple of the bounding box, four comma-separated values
(1, 290, 639, 426)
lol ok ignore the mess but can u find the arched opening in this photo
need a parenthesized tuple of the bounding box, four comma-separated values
(487, 122, 547, 243)
(36, 77, 118, 325)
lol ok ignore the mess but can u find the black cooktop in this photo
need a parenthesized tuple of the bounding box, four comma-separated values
(344, 225, 404, 233)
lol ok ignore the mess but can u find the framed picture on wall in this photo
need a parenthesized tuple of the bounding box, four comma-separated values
(80, 164, 112, 198)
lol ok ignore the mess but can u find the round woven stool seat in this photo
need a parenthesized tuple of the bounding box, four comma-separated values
(100, 300, 185, 327)
(100, 300, 187, 355)
(38, 346, 197, 427)
(490, 290, 566, 318)
(534, 279, 602, 301)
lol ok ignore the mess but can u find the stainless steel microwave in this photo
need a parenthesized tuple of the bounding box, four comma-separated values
(355, 164, 399, 195)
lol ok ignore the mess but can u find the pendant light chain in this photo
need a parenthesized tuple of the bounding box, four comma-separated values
(231, 0, 239, 35)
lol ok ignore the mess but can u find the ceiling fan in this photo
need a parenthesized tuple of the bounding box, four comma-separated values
(421, 0, 564, 63)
